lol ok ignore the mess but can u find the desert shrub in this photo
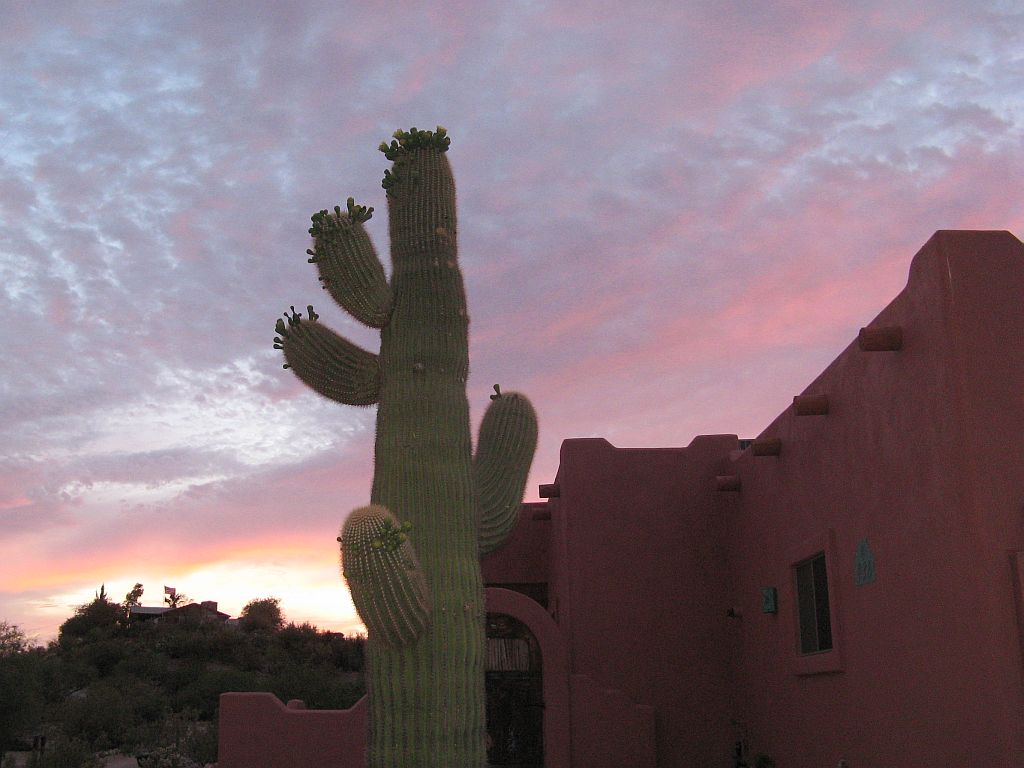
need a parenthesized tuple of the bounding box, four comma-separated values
(81, 637, 130, 676)
(27, 734, 99, 768)
(136, 745, 200, 768)
(0, 651, 44, 751)
(58, 596, 123, 646)
(136, 710, 216, 768)
(111, 641, 167, 681)
(155, 626, 211, 660)
(174, 716, 218, 765)
(60, 677, 163, 749)
(202, 625, 248, 666)
(239, 598, 284, 633)
(326, 633, 365, 671)
(268, 663, 364, 710)
(172, 666, 263, 719)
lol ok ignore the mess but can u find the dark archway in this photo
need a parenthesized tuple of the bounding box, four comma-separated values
(486, 613, 543, 766)
(484, 587, 571, 768)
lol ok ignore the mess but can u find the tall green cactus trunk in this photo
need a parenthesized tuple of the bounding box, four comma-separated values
(274, 127, 538, 767)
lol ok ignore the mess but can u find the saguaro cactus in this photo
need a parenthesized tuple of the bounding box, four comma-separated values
(274, 127, 538, 767)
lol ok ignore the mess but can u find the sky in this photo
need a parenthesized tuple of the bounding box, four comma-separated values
(1, 0, 1022, 644)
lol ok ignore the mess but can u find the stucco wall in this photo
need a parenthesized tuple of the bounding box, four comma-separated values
(217, 693, 367, 768)
(549, 435, 738, 767)
(722, 230, 1024, 766)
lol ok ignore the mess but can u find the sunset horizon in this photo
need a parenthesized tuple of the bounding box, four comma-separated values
(3, 1, 1022, 647)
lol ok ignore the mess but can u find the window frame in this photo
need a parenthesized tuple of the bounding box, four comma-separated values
(794, 551, 833, 654)
(787, 529, 844, 675)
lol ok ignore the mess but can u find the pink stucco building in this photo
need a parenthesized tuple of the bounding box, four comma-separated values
(220, 229, 1024, 766)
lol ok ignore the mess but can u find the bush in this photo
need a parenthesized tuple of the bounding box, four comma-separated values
(0, 620, 30, 657)
(0, 651, 44, 752)
(60, 677, 164, 750)
(268, 663, 364, 710)
(27, 734, 100, 768)
(172, 666, 263, 719)
(58, 597, 123, 645)
(239, 598, 284, 633)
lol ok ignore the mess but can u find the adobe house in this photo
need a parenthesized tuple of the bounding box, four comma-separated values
(219, 230, 1024, 767)
(130, 600, 230, 626)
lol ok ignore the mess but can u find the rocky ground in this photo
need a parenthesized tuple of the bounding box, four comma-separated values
(2, 752, 140, 767)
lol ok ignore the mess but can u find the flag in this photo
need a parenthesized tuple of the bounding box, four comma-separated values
(164, 586, 176, 597)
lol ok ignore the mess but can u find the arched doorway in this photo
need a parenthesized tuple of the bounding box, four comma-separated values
(486, 613, 544, 767)
(484, 587, 570, 768)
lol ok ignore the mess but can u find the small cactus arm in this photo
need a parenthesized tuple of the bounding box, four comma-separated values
(476, 385, 538, 556)
(275, 126, 538, 767)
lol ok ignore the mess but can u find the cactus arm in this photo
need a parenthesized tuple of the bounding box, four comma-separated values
(308, 199, 393, 329)
(340, 505, 432, 646)
(474, 385, 539, 555)
(274, 306, 380, 406)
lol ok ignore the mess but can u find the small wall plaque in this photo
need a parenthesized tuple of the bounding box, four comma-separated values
(761, 586, 778, 613)
(855, 538, 876, 585)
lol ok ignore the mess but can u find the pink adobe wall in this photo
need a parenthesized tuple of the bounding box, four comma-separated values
(217, 692, 366, 768)
(569, 672, 657, 768)
(722, 230, 1024, 766)
(483, 507, 667, 768)
(549, 435, 739, 768)
(481, 501, 551, 586)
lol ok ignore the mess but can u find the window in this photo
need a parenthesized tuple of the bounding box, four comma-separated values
(795, 552, 832, 654)
(788, 530, 842, 675)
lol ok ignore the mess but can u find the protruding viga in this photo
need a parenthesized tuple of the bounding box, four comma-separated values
(274, 126, 538, 767)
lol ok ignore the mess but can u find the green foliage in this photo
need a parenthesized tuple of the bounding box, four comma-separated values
(3, 605, 365, 764)
(239, 597, 284, 633)
(0, 620, 30, 657)
(61, 678, 160, 747)
(0, 649, 44, 752)
(58, 594, 124, 645)
(123, 583, 144, 622)
(27, 734, 100, 768)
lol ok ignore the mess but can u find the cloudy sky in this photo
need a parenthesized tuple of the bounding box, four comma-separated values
(2, 1, 1021, 643)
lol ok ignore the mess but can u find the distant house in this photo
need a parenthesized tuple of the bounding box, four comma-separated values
(130, 600, 230, 626)
(128, 605, 170, 623)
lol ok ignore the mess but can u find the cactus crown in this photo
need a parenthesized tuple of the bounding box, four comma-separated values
(378, 125, 450, 161)
(379, 126, 451, 195)
(307, 197, 374, 241)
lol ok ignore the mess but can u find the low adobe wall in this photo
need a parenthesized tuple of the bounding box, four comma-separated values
(217, 692, 367, 768)
(219, 588, 579, 768)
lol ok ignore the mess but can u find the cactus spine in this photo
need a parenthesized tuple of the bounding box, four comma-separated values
(275, 126, 538, 767)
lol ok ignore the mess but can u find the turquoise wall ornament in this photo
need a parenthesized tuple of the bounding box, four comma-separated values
(855, 538, 876, 585)
(761, 586, 778, 613)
